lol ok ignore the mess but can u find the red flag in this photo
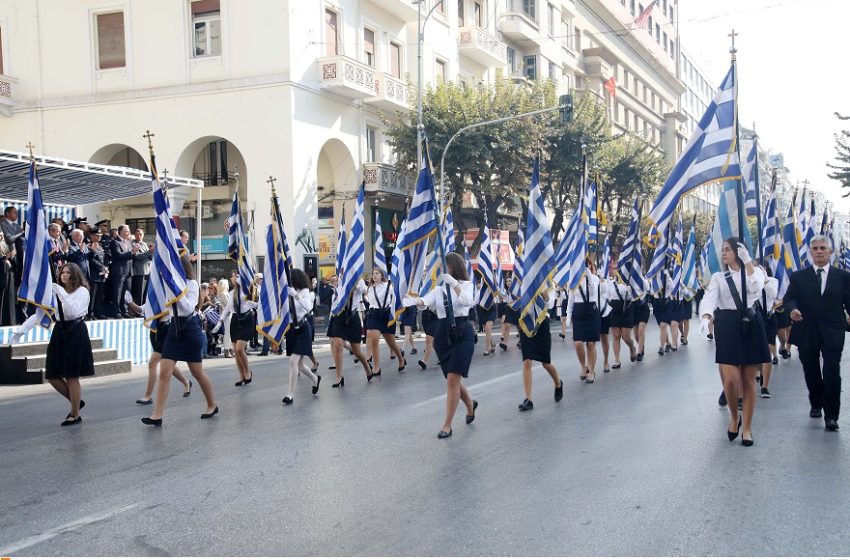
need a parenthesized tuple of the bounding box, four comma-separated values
(603, 76, 616, 98)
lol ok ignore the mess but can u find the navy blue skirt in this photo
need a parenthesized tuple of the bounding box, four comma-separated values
(400, 307, 418, 331)
(504, 306, 520, 326)
(775, 307, 791, 329)
(365, 308, 394, 334)
(230, 312, 256, 342)
(681, 300, 693, 320)
(434, 317, 475, 377)
(46, 319, 95, 379)
(761, 312, 778, 346)
(285, 320, 314, 356)
(608, 301, 635, 329)
(162, 314, 205, 363)
(634, 301, 651, 324)
(520, 319, 551, 363)
(149, 320, 171, 354)
(476, 304, 497, 323)
(714, 309, 771, 366)
(422, 309, 439, 337)
(653, 298, 677, 324)
(572, 302, 601, 342)
(328, 310, 363, 343)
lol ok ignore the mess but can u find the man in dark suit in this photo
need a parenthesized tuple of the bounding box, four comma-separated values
(784, 234, 850, 431)
(130, 228, 153, 305)
(64, 229, 90, 281)
(109, 225, 135, 318)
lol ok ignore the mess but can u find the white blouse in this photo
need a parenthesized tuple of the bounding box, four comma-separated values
(606, 281, 632, 302)
(365, 281, 394, 310)
(174, 280, 201, 317)
(700, 268, 766, 318)
(760, 276, 779, 314)
(220, 289, 258, 324)
(420, 280, 475, 319)
(288, 287, 314, 319)
(15, 284, 90, 335)
(565, 273, 603, 317)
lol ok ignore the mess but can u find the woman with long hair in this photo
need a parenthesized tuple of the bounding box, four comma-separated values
(282, 269, 320, 404)
(408, 252, 477, 438)
(141, 255, 218, 426)
(326, 275, 371, 387)
(517, 284, 564, 411)
(475, 277, 498, 356)
(699, 238, 769, 446)
(653, 269, 679, 356)
(12, 263, 94, 425)
(220, 274, 257, 387)
(566, 259, 603, 383)
(605, 258, 637, 369)
(364, 268, 405, 376)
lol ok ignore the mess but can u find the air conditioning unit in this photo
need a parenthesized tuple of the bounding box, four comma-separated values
(202, 204, 213, 219)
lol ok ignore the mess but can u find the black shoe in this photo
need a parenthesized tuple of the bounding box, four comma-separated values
(183, 380, 193, 398)
(398, 359, 406, 372)
(282, 396, 293, 405)
(258, 352, 269, 356)
(410, 348, 418, 355)
(665, 344, 671, 353)
(636, 353, 644, 362)
(244, 373, 253, 385)
(518, 399, 534, 411)
(810, 407, 823, 418)
(372, 369, 382, 377)
(728, 416, 742, 441)
(332, 377, 345, 388)
(136, 398, 153, 405)
(554, 381, 564, 402)
(760, 387, 771, 399)
(80, 399, 86, 409)
(235, 380, 245, 387)
(437, 429, 452, 439)
(671, 346, 678, 352)
(681, 339, 688, 346)
(558, 333, 566, 339)
(719, 392, 727, 407)
(418, 359, 427, 370)
(742, 435, 754, 447)
(499, 342, 507, 351)
(61, 415, 82, 426)
(611, 363, 621, 369)
(706, 333, 714, 340)
(200, 406, 219, 419)
(312, 375, 321, 395)
(141, 416, 161, 426)
(825, 418, 840, 431)
(771, 356, 779, 365)
(466, 400, 478, 424)
(658, 347, 664, 356)
(329, 365, 336, 370)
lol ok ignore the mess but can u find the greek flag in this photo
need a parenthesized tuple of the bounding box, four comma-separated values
(681, 223, 699, 295)
(781, 203, 802, 274)
(704, 180, 753, 274)
(667, 216, 684, 299)
(373, 210, 388, 274)
(743, 141, 759, 217)
(443, 206, 455, 253)
(553, 203, 587, 290)
(647, 218, 669, 283)
(147, 156, 189, 327)
(697, 242, 710, 288)
(617, 197, 646, 297)
(797, 193, 812, 268)
(647, 62, 741, 237)
(332, 182, 366, 316)
(761, 185, 780, 269)
(227, 192, 255, 303)
(509, 231, 524, 310)
(17, 161, 55, 328)
(599, 234, 612, 279)
(476, 224, 497, 310)
(840, 248, 850, 271)
(518, 160, 555, 337)
(803, 198, 817, 267)
(256, 193, 292, 344)
(774, 241, 791, 300)
(584, 178, 599, 251)
(335, 212, 347, 283)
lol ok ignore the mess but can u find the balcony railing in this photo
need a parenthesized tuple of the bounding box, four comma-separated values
(0, 74, 17, 117)
(458, 26, 507, 67)
(362, 162, 413, 198)
(366, 73, 409, 112)
(317, 56, 376, 99)
(499, 11, 539, 45)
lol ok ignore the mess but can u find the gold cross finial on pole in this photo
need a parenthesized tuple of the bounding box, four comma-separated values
(267, 175, 277, 193)
(142, 130, 155, 153)
(25, 142, 35, 160)
(728, 29, 738, 56)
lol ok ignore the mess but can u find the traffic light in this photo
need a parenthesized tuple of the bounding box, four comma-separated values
(559, 94, 574, 124)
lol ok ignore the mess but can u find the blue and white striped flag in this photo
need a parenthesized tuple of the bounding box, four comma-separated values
(743, 141, 759, 217)
(774, 241, 792, 300)
(227, 191, 255, 304)
(17, 161, 55, 328)
(373, 210, 388, 274)
(147, 156, 189, 328)
(509, 230, 524, 310)
(681, 223, 699, 294)
(697, 241, 710, 287)
(335, 212, 347, 285)
(781, 214, 802, 274)
(256, 193, 292, 344)
(443, 206, 455, 254)
(553, 203, 587, 290)
(584, 178, 599, 251)
(667, 216, 684, 299)
(476, 225, 497, 310)
(704, 180, 753, 274)
(599, 234, 612, 279)
(647, 62, 741, 237)
(797, 192, 812, 268)
(761, 184, 780, 269)
(332, 182, 366, 316)
(617, 196, 646, 297)
(803, 198, 817, 267)
(518, 160, 556, 337)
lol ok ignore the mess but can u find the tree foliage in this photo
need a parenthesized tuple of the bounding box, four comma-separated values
(827, 112, 850, 196)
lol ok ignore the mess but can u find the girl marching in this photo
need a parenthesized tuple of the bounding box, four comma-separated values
(364, 268, 406, 376)
(282, 269, 321, 404)
(566, 258, 603, 383)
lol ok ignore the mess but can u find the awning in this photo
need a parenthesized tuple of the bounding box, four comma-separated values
(0, 149, 203, 206)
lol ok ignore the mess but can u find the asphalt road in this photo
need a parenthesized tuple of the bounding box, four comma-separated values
(1, 322, 848, 556)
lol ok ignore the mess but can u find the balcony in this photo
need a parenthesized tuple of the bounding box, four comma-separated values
(365, 73, 409, 112)
(366, 0, 418, 21)
(363, 163, 413, 198)
(499, 12, 540, 45)
(458, 26, 507, 67)
(0, 75, 17, 117)
(317, 56, 376, 100)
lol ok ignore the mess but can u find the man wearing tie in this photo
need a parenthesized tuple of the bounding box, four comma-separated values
(109, 225, 135, 318)
(130, 228, 153, 305)
(784, 235, 850, 432)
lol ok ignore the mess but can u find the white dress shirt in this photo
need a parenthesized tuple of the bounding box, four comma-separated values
(174, 280, 201, 317)
(288, 287, 314, 319)
(15, 284, 90, 335)
(420, 280, 474, 319)
(565, 273, 602, 317)
(761, 276, 779, 314)
(221, 289, 258, 325)
(365, 281, 394, 310)
(700, 268, 766, 318)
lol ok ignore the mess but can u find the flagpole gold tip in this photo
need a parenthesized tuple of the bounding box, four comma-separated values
(25, 142, 35, 160)
(143, 130, 156, 156)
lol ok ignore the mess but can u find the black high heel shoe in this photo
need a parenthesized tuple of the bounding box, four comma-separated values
(332, 377, 345, 388)
(183, 380, 193, 398)
(200, 406, 219, 419)
(312, 376, 321, 395)
(742, 434, 754, 447)
(398, 359, 406, 373)
(244, 372, 253, 385)
(658, 347, 664, 356)
(372, 369, 382, 377)
(727, 416, 742, 441)
(418, 359, 427, 370)
(465, 400, 479, 425)
(141, 416, 162, 426)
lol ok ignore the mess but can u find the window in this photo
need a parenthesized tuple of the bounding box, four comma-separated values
(96, 12, 126, 69)
(363, 28, 375, 67)
(630, 0, 636, 15)
(389, 42, 402, 78)
(647, 16, 652, 34)
(548, 61, 556, 80)
(435, 58, 447, 83)
(366, 128, 377, 162)
(663, 31, 668, 51)
(574, 27, 582, 51)
(458, 0, 464, 26)
(506, 46, 517, 75)
(548, 3, 556, 36)
(475, 2, 483, 26)
(325, 9, 339, 56)
(522, 0, 536, 20)
(436, 0, 445, 13)
(633, 114, 639, 131)
(191, 0, 221, 58)
(523, 54, 536, 80)
(655, 23, 660, 41)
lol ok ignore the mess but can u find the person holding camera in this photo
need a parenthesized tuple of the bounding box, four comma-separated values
(281, 269, 320, 404)
(565, 258, 603, 384)
(407, 252, 477, 439)
(699, 237, 769, 447)
(783, 234, 850, 432)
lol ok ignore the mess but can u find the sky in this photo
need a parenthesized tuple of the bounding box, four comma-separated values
(676, 0, 850, 211)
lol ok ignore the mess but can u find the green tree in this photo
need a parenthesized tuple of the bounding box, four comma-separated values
(827, 112, 850, 196)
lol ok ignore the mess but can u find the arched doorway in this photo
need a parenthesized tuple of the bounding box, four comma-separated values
(316, 138, 356, 282)
(89, 144, 148, 171)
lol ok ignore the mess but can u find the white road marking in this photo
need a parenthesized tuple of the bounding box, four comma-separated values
(409, 367, 527, 408)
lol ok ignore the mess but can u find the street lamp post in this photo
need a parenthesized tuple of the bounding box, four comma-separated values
(415, 1, 444, 168)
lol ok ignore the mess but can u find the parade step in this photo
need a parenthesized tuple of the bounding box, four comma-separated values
(6, 338, 105, 357)
(0, 339, 130, 385)
(12, 360, 133, 385)
(20, 348, 118, 370)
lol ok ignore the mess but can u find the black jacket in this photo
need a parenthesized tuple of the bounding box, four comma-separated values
(784, 265, 850, 351)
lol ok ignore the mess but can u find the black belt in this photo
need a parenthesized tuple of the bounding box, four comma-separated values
(60, 318, 84, 326)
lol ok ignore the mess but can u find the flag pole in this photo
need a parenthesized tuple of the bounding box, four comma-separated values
(423, 137, 456, 330)
(752, 126, 764, 263)
(729, 31, 747, 246)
